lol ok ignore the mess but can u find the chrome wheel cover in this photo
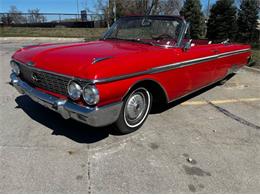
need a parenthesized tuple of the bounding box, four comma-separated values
(124, 88, 151, 128)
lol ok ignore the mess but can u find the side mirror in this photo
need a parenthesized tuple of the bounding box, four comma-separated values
(183, 39, 192, 51)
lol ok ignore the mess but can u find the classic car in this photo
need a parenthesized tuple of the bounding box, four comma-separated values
(10, 16, 251, 134)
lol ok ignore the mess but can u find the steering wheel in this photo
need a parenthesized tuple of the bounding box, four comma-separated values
(152, 33, 174, 40)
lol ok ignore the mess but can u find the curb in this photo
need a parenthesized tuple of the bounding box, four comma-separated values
(243, 66, 260, 73)
(0, 37, 85, 41)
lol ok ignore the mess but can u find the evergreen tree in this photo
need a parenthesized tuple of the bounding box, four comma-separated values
(180, 0, 205, 39)
(237, 0, 259, 42)
(207, 0, 237, 41)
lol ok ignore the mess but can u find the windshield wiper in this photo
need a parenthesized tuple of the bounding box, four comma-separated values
(126, 39, 157, 46)
(103, 37, 120, 40)
(103, 37, 158, 46)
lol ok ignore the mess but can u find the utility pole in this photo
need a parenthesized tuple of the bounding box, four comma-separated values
(76, 0, 79, 20)
(107, 0, 110, 28)
(107, 0, 116, 27)
(207, 0, 210, 18)
(113, 0, 116, 22)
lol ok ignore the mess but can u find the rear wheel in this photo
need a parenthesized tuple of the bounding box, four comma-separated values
(114, 87, 152, 134)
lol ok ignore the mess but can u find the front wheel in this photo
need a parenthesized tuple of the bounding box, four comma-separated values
(114, 87, 152, 134)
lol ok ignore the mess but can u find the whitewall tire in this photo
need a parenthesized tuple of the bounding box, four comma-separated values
(114, 87, 152, 134)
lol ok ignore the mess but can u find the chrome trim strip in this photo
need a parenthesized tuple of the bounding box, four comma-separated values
(218, 48, 250, 58)
(150, 53, 219, 74)
(10, 73, 123, 127)
(93, 70, 152, 84)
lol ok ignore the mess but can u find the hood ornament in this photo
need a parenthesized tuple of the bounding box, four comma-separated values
(92, 56, 112, 64)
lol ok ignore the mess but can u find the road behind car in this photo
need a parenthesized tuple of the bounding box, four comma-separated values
(0, 38, 260, 193)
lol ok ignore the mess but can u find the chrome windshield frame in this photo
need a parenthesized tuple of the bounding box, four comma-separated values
(102, 15, 187, 48)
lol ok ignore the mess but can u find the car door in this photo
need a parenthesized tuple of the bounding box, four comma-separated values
(152, 44, 219, 101)
(174, 44, 219, 93)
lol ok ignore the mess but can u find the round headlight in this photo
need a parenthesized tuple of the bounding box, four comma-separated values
(11, 61, 20, 76)
(67, 81, 82, 100)
(83, 85, 100, 105)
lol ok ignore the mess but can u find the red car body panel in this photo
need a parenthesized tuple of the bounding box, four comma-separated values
(12, 39, 251, 107)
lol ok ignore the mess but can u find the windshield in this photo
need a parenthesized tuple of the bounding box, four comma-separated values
(103, 16, 185, 47)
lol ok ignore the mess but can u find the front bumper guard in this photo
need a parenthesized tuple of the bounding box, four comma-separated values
(10, 73, 123, 127)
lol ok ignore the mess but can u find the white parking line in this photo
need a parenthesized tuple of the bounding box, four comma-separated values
(181, 98, 260, 106)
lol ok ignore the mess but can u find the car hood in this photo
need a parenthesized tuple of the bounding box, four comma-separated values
(13, 40, 161, 80)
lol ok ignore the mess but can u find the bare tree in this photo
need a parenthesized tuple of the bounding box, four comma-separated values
(0, 14, 10, 25)
(158, 0, 183, 15)
(95, 0, 152, 17)
(96, 0, 111, 26)
(95, 0, 184, 27)
(28, 8, 46, 23)
(8, 5, 27, 24)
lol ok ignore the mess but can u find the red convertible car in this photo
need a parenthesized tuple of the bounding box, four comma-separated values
(10, 16, 251, 134)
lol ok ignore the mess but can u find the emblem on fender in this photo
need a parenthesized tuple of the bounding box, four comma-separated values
(31, 73, 40, 82)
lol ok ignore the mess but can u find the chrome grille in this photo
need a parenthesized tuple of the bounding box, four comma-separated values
(18, 62, 87, 96)
(33, 71, 70, 96)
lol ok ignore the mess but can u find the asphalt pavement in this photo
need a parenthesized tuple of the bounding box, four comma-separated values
(0, 38, 260, 193)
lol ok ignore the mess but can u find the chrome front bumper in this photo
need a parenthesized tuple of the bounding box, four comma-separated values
(10, 73, 123, 127)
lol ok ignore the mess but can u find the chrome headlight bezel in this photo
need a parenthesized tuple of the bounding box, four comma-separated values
(10, 61, 20, 76)
(83, 84, 100, 106)
(67, 81, 83, 100)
